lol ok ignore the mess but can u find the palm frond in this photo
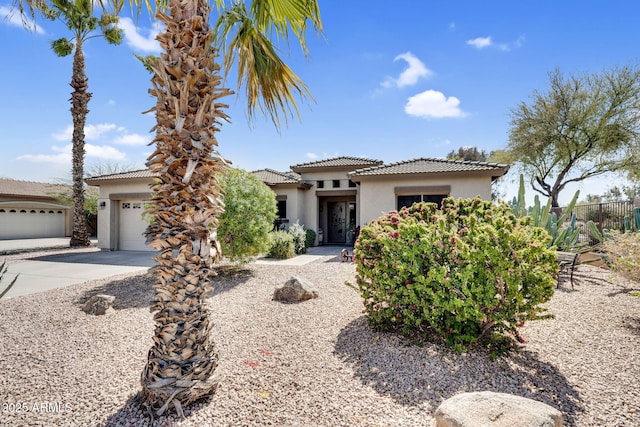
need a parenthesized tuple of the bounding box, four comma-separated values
(215, 2, 321, 126)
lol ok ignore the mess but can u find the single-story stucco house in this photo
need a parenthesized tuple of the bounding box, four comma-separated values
(0, 179, 72, 239)
(85, 156, 508, 251)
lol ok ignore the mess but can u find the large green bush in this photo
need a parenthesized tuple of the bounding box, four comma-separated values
(217, 168, 277, 264)
(267, 231, 295, 259)
(353, 198, 557, 352)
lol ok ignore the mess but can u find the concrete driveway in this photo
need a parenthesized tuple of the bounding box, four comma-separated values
(0, 238, 348, 299)
(1, 239, 155, 299)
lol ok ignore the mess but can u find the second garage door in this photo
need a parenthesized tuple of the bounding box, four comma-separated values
(118, 201, 153, 251)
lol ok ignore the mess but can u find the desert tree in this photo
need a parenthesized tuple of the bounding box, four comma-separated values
(505, 65, 640, 207)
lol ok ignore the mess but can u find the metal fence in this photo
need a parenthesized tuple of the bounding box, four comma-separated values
(563, 200, 638, 242)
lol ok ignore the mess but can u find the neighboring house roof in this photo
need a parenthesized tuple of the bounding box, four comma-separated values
(349, 157, 509, 180)
(291, 156, 383, 172)
(85, 169, 155, 185)
(0, 178, 69, 201)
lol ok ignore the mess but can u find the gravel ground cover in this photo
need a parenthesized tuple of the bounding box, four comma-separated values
(0, 252, 639, 427)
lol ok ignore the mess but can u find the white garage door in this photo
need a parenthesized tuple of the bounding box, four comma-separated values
(118, 201, 153, 251)
(0, 207, 67, 239)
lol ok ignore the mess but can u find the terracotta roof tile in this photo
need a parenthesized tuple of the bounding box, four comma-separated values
(291, 156, 383, 171)
(252, 169, 302, 185)
(85, 169, 156, 182)
(350, 157, 509, 177)
(0, 178, 69, 198)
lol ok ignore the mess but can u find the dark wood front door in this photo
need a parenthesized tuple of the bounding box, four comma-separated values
(328, 202, 346, 244)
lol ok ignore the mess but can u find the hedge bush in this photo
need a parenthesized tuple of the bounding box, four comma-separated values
(352, 198, 557, 353)
(268, 231, 295, 259)
(305, 229, 316, 249)
(217, 168, 277, 264)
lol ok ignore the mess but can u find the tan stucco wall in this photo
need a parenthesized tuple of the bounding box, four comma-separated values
(358, 175, 493, 225)
(272, 187, 306, 229)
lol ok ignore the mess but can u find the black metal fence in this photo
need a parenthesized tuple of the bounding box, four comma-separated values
(563, 200, 638, 241)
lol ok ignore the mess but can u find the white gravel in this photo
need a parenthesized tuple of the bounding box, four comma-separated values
(0, 254, 639, 427)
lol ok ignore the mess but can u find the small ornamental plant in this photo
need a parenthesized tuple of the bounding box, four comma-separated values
(352, 198, 557, 354)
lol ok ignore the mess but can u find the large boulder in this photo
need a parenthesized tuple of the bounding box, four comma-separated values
(273, 276, 319, 303)
(82, 294, 116, 316)
(434, 391, 563, 427)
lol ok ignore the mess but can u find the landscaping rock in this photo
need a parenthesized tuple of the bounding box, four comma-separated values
(273, 276, 318, 303)
(434, 391, 563, 427)
(82, 294, 116, 315)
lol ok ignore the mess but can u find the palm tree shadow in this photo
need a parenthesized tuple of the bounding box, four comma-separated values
(334, 317, 584, 427)
(208, 264, 255, 296)
(76, 272, 155, 310)
(102, 390, 217, 426)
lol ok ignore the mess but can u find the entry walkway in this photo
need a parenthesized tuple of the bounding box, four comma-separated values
(254, 245, 348, 266)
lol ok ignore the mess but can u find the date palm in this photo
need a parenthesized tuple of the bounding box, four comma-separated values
(16, 0, 124, 247)
(137, 0, 321, 416)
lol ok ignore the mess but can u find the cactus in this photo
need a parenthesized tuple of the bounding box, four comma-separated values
(510, 174, 603, 251)
(0, 260, 18, 300)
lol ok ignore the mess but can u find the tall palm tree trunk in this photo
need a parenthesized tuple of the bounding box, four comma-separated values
(69, 37, 91, 247)
(141, 0, 232, 416)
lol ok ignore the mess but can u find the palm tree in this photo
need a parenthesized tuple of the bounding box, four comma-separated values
(138, 0, 321, 416)
(18, 0, 124, 247)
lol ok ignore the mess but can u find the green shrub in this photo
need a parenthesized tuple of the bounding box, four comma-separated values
(305, 229, 316, 249)
(288, 220, 307, 254)
(602, 231, 640, 283)
(352, 198, 557, 353)
(268, 231, 295, 259)
(217, 168, 278, 264)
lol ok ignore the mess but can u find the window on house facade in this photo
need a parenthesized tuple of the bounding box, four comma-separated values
(396, 194, 447, 210)
(348, 180, 356, 188)
(317, 180, 324, 188)
(333, 180, 340, 188)
(395, 185, 450, 211)
(277, 200, 287, 219)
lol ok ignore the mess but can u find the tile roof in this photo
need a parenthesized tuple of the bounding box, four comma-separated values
(0, 178, 69, 198)
(350, 157, 510, 177)
(252, 169, 302, 185)
(85, 169, 156, 182)
(291, 156, 383, 171)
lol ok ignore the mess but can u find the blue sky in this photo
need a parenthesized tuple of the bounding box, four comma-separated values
(1, 1, 638, 205)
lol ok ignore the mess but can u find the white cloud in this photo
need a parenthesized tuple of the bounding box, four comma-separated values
(467, 35, 525, 51)
(119, 17, 162, 53)
(404, 90, 467, 119)
(86, 144, 126, 160)
(305, 152, 318, 160)
(0, 6, 45, 34)
(113, 133, 152, 146)
(17, 142, 125, 164)
(381, 52, 432, 88)
(467, 36, 492, 49)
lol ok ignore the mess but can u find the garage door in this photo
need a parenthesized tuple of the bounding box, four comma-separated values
(118, 201, 153, 251)
(0, 207, 67, 239)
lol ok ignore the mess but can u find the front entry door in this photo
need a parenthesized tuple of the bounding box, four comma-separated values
(328, 202, 346, 244)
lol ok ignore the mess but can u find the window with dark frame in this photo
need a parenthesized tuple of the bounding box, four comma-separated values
(333, 179, 340, 188)
(317, 180, 324, 188)
(277, 200, 287, 219)
(397, 194, 446, 210)
(348, 180, 356, 188)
